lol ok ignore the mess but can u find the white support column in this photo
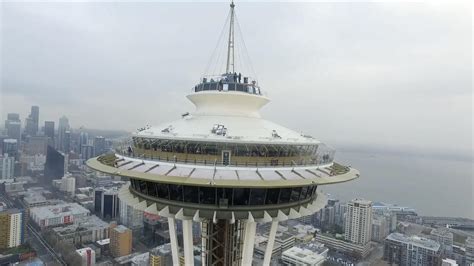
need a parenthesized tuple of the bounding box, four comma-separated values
(241, 221, 257, 266)
(167, 217, 180, 266)
(182, 219, 194, 266)
(263, 220, 279, 266)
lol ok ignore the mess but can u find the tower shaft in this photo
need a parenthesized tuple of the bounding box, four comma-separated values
(202, 219, 244, 266)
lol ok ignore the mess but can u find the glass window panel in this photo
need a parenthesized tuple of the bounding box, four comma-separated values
(199, 187, 216, 204)
(300, 186, 309, 200)
(265, 188, 280, 204)
(290, 187, 302, 202)
(156, 183, 169, 200)
(147, 182, 157, 197)
(169, 184, 183, 201)
(217, 188, 233, 206)
(139, 180, 147, 194)
(233, 188, 250, 205)
(278, 188, 292, 204)
(183, 186, 199, 203)
(249, 189, 266, 205)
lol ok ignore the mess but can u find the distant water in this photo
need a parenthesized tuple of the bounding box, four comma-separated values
(323, 150, 474, 219)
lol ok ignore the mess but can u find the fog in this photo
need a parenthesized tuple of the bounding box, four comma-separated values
(1, 1, 472, 158)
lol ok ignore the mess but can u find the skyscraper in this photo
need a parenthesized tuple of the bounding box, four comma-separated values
(345, 199, 373, 245)
(44, 121, 55, 145)
(109, 223, 132, 258)
(5, 113, 21, 143)
(0, 209, 26, 249)
(25, 106, 39, 137)
(58, 116, 70, 152)
(384, 233, 441, 266)
(0, 154, 15, 179)
(44, 145, 66, 185)
(3, 139, 19, 160)
(93, 136, 106, 156)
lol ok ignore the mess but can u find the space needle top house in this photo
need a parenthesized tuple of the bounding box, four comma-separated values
(87, 1, 359, 265)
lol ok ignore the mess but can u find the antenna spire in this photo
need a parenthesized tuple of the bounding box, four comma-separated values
(225, 1, 235, 73)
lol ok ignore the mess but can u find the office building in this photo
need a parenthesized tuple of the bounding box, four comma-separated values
(53, 174, 76, 196)
(29, 202, 90, 229)
(315, 233, 371, 258)
(25, 136, 48, 155)
(94, 188, 120, 220)
(384, 233, 441, 266)
(3, 139, 18, 159)
(431, 227, 454, 256)
(5, 114, 21, 143)
(372, 214, 390, 242)
(281, 246, 327, 266)
(345, 199, 372, 245)
(109, 223, 132, 258)
(94, 136, 106, 156)
(0, 208, 26, 249)
(25, 106, 39, 136)
(58, 116, 70, 152)
(44, 145, 67, 184)
(149, 244, 173, 266)
(466, 237, 474, 265)
(52, 215, 109, 245)
(76, 247, 96, 266)
(81, 144, 94, 161)
(0, 154, 15, 179)
(118, 187, 145, 229)
(44, 121, 55, 145)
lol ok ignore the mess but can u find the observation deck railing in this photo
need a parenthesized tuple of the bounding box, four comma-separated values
(112, 146, 335, 169)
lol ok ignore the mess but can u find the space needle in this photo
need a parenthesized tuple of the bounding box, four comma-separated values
(87, 1, 359, 265)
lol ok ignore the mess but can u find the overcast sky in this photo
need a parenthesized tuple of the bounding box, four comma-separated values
(1, 1, 472, 157)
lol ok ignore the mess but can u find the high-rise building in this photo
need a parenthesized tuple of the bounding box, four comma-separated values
(79, 132, 89, 154)
(0, 208, 26, 249)
(345, 199, 373, 245)
(371, 214, 389, 242)
(44, 146, 66, 185)
(25, 106, 39, 137)
(384, 233, 441, 266)
(466, 237, 474, 265)
(86, 2, 359, 265)
(81, 145, 94, 161)
(58, 116, 70, 152)
(0, 154, 15, 179)
(3, 139, 19, 160)
(149, 244, 173, 266)
(5, 113, 21, 143)
(25, 136, 48, 155)
(94, 136, 106, 156)
(94, 188, 120, 220)
(109, 223, 132, 258)
(44, 121, 55, 145)
(430, 227, 454, 256)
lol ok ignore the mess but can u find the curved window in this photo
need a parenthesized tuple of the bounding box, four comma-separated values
(249, 189, 266, 205)
(130, 179, 316, 207)
(156, 183, 169, 200)
(278, 188, 292, 204)
(265, 188, 280, 204)
(290, 187, 302, 202)
(199, 187, 216, 204)
(233, 188, 250, 205)
(169, 184, 183, 201)
(184, 186, 198, 203)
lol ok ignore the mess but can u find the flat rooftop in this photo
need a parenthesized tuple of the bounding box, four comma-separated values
(386, 233, 440, 251)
